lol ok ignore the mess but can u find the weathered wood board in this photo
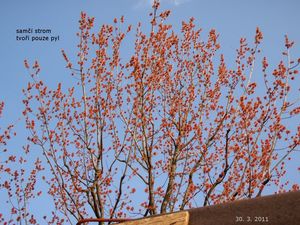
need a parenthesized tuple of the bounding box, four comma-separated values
(122, 211, 189, 225)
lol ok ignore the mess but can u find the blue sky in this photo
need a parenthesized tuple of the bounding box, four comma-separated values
(1, 0, 300, 223)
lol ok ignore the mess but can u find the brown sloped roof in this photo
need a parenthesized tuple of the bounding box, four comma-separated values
(188, 191, 300, 225)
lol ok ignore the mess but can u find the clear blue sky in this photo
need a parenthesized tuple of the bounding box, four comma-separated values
(1, 0, 299, 222)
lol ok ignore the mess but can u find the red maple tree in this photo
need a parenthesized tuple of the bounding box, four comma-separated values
(2, 1, 300, 224)
(1, 102, 44, 224)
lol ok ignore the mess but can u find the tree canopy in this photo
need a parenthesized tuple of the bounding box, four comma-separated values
(1, 2, 299, 224)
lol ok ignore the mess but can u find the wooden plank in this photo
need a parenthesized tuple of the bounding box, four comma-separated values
(121, 211, 189, 225)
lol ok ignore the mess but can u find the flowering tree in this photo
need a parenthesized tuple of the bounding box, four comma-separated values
(1, 103, 44, 224)
(3, 1, 300, 224)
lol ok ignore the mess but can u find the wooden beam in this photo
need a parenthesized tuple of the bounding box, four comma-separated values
(122, 211, 189, 225)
